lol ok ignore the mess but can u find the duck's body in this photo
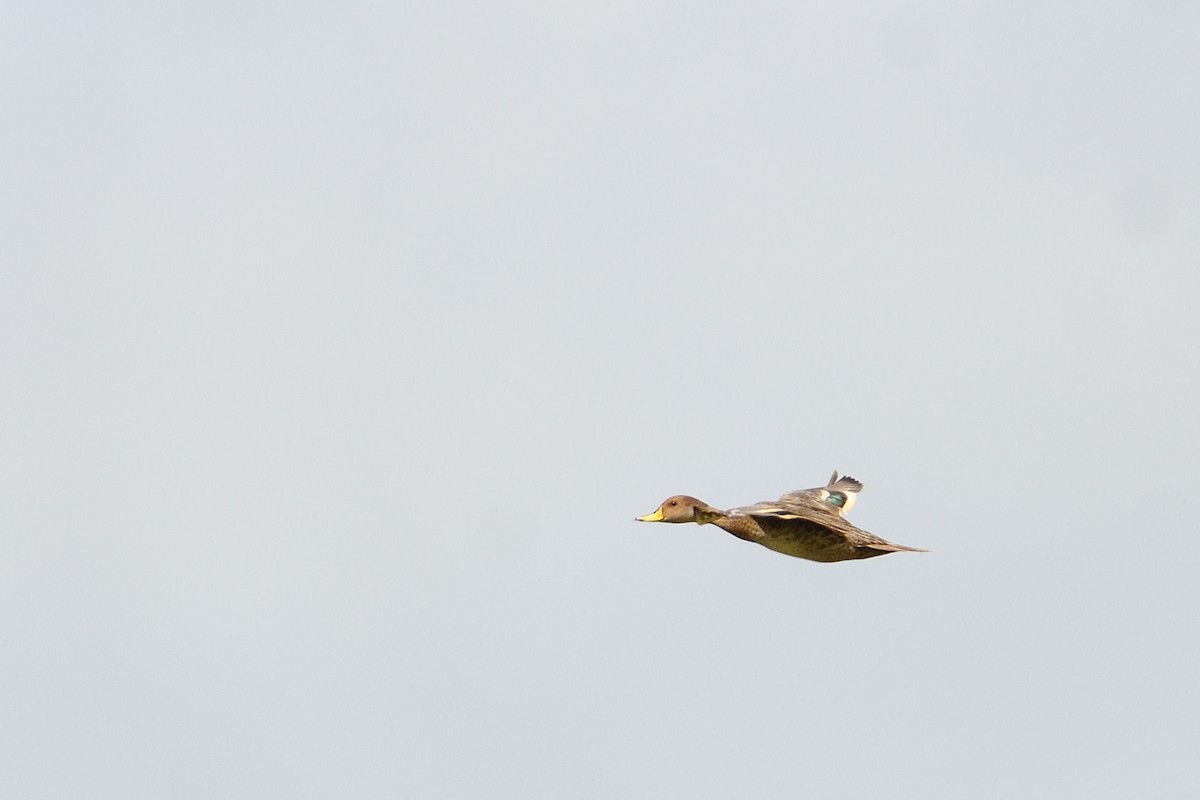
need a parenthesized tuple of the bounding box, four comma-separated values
(637, 472, 925, 563)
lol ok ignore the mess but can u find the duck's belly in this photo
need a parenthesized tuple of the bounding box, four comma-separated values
(758, 538, 845, 562)
(755, 533, 875, 562)
(714, 516, 874, 562)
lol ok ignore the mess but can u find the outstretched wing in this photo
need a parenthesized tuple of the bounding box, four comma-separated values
(778, 470, 863, 517)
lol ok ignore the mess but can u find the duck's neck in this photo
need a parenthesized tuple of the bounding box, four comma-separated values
(698, 507, 762, 542)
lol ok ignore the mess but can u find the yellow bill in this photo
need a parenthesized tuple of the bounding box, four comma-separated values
(636, 507, 664, 522)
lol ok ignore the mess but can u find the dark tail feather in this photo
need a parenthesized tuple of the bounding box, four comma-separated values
(872, 541, 929, 554)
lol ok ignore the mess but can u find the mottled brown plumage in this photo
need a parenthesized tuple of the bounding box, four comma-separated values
(636, 472, 926, 563)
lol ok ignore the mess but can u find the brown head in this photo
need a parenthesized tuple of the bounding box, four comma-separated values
(636, 495, 722, 524)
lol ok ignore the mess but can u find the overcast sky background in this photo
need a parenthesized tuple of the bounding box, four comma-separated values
(3, 2, 1199, 798)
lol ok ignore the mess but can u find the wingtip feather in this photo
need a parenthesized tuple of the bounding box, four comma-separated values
(827, 471, 863, 493)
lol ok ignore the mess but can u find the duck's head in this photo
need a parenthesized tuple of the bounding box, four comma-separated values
(636, 495, 721, 524)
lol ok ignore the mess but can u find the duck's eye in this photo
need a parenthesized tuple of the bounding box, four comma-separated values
(668, 500, 677, 506)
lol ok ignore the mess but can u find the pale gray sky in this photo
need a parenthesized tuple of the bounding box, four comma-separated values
(3, 2, 1199, 798)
